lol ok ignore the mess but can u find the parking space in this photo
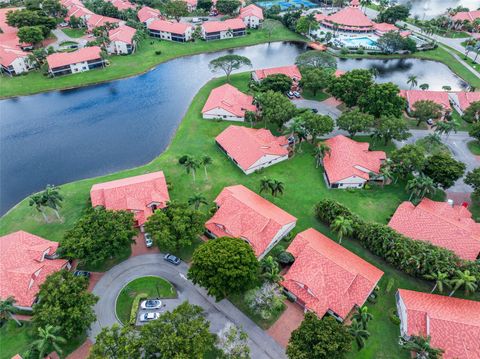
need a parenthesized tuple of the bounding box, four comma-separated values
(131, 232, 159, 257)
(135, 298, 183, 326)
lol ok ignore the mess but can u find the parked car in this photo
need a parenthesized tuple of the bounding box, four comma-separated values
(427, 119, 434, 125)
(293, 91, 301, 98)
(286, 91, 294, 99)
(73, 270, 91, 278)
(144, 232, 153, 247)
(200, 17, 209, 21)
(310, 108, 318, 113)
(164, 253, 181, 265)
(141, 299, 162, 309)
(140, 312, 160, 322)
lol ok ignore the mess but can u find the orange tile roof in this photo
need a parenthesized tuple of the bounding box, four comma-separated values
(202, 18, 246, 33)
(86, 14, 122, 29)
(0, 8, 20, 34)
(215, 125, 289, 171)
(399, 89, 452, 111)
(314, 13, 326, 22)
(373, 22, 398, 32)
(90, 171, 170, 226)
(47, 46, 102, 69)
(137, 6, 161, 23)
(324, 2, 373, 28)
(451, 10, 480, 23)
(106, 0, 135, 10)
(0, 44, 28, 66)
(455, 91, 480, 112)
(205, 185, 296, 257)
(147, 19, 192, 34)
(281, 228, 383, 319)
(398, 289, 480, 359)
(323, 135, 386, 183)
(239, 4, 263, 20)
(388, 198, 480, 261)
(254, 65, 301, 81)
(66, 4, 94, 19)
(109, 24, 136, 44)
(0, 231, 68, 307)
(202, 83, 256, 117)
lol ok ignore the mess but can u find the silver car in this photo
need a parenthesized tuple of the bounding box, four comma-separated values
(141, 299, 162, 310)
(144, 232, 153, 247)
(140, 312, 160, 322)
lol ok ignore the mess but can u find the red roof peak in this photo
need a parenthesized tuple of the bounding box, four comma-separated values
(202, 84, 255, 117)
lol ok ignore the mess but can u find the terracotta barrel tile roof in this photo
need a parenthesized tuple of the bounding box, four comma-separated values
(399, 89, 452, 111)
(254, 65, 302, 81)
(281, 228, 383, 319)
(0, 44, 28, 66)
(109, 24, 136, 44)
(202, 18, 246, 33)
(147, 19, 192, 34)
(455, 91, 480, 112)
(202, 83, 255, 117)
(137, 6, 161, 23)
(323, 2, 373, 29)
(86, 14, 122, 29)
(239, 4, 264, 20)
(47, 46, 102, 69)
(373, 22, 398, 32)
(451, 10, 480, 23)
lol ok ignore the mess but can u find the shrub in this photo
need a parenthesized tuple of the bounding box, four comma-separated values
(340, 47, 349, 55)
(314, 199, 358, 224)
(277, 251, 295, 265)
(244, 283, 285, 320)
(389, 307, 401, 325)
(155, 50, 162, 55)
(178, 155, 189, 164)
(129, 293, 147, 325)
(386, 278, 395, 293)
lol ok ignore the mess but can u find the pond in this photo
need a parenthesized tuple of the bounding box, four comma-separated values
(397, 0, 478, 20)
(0, 41, 468, 214)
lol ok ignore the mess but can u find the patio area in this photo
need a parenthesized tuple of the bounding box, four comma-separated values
(267, 300, 305, 347)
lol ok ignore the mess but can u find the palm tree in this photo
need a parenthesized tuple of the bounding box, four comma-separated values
(434, 119, 459, 139)
(449, 269, 477, 296)
(269, 180, 285, 197)
(43, 185, 63, 220)
(352, 305, 373, 330)
(201, 155, 212, 180)
(260, 256, 283, 283)
(183, 157, 200, 182)
(348, 319, 370, 350)
(401, 335, 444, 359)
(29, 192, 48, 223)
(406, 175, 436, 203)
(259, 177, 272, 195)
(313, 143, 331, 168)
(407, 75, 418, 89)
(379, 163, 394, 187)
(424, 271, 449, 293)
(32, 325, 66, 359)
(0, 297, 21, 326)
(419, 83, 429, 91)
(359, 0, 371, 14)
(330, 216, 353, 244)
(188, 193, 208, 210)
(287, 118, 307, 154)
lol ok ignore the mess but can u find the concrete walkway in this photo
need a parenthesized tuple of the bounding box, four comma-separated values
(51, 29, 87, 50)
(89, 254, 286, 359)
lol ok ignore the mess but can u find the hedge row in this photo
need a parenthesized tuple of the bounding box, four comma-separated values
(129, 293, 148, 325)
(314, 199, 479, 284)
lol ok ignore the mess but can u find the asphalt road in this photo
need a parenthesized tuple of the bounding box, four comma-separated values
(89, 254, 286, 359)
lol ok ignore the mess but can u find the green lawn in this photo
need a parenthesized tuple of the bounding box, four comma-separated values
(61, 28, 86, 38)
(59, 40, 78, 46)
(467, 140, 480, 155)
(116, 276, 177, 324)
(0, 21, 304, 98)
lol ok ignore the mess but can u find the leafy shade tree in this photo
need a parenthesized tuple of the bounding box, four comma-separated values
(423, 152, 466, 189)
(328, 69, 374, 108)
(401, 335, 444, 359)
(140, 302, 215, 359)
(89, 324, 141, 359)
(463, 101, 480, 123)
(410, 100, 443, 127)
(287, 314, 352, 359)
(163, 0, 188, 21)
(6, 9, 56, 35)
(188, 237, 259, 300)
(465, 168, 480, 202)
(348, 319, 370, 351)
(376, 31, 416, 53)
(33, 270, 98, 340)
(469, 121, 480, 141)
(351, 306, 373, 330)
(216, 322, 250, 359)
(295, 50, 336, 70)
(260, 256, 283, 283)
(215, 0, 240, 15)
(197, 0, 213, 11)
(358, 82, 406, 118)
(389, 144, 426, 179)
(372, 115, 411, 145)
(425, 271, 449, 294)
(32, 325, 67, 359)
(256, 90, 297, 129)
(188, 193, 208, 210)
(301, 111, 334, 142)
(145, 202, 205, 252)
(330, 215, 353, 244)
(377, 5, 410, 23)
(29, 192, 49, 223)
(244, 282, 285, 320)
(259, 74, 293, 93)
(434, 119, 459, 139)
(295, 14, 318, 35)
(43, 184, 63, 220)
(336, 109, 374, 137)
(61, 207, 136, 266)
(209, 55, 251, 82)
(0, 297, 21, 326)
(300, 67, 334, 96)
(406, 175, 436, 203)
(449, 269, 478, 296)
(17, 25, 44, 47)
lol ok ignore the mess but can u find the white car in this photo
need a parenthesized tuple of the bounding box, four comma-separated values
(140, 312, 160, 322)
(144, 233, 153, 247)
(141, 299, 162, 310)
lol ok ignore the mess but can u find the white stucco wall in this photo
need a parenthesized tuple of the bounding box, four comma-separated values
(242, 15, 261, 28)
(11, 56, 30, 74)
(203, 107, 244, 121)
(258, 220, 296, 259)
(245, 154, 289, 174)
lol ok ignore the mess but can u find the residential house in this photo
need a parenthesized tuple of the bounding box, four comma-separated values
(0, 231, 70, 310)
(47, 46, 105, 76)
(147, 19, 193, 42)
(388, 198, 480, 261)
(449, 91, 480, 116)
(319, 0, 374, 34)
(396, 289, 480, 359)
(323, 135, 386, 189)
(238, 4, 264, 28)
(0, 44, 31, 76)
(451, 10, 480, 25)
(373, 22, 399, 36)
(184, 0, 197, 12)
(205, 185, 297, 259)
(108, 25, 137, 54)
(281, 228, 384, 321)
(65, 3, 94, 23)
(215, 125, 290, 174)
(252, 64, 302, 90)
(399, 89, 452, 114)
(202, 83, 256, 121)
(90, 171, 170, 231)
(86, 14, 124, 32)
(106, 0, 136, 11)
(201, 19, 246, 41)
(138, 6, 161, 26)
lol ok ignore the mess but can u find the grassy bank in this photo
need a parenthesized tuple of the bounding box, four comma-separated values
(0, 21, 304, 98)
(468, 140, 480, 155)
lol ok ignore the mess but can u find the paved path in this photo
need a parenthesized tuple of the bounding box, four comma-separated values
(89, 254, 286, 359)
(292, 98, 342, 119)
(51, 29, 87, 50)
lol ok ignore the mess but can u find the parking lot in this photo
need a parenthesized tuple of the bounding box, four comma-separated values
(135, 297, 183, 326)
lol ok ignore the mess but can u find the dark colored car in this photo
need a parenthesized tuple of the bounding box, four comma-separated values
(310, 108, 318, 113)
(164, 253, 181, 265)
(73, 270, 91, 278)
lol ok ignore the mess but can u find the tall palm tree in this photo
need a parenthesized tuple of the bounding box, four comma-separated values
(348, 319, 370, 350)
(401, 335, 444, 359)
(359, 0, 371, 14)
(201, 155, 212, 180)
(330, 216, 353, 244)
(419, 83, 429, 91)
(183, 157, 200, 182)
(260, 256, 283, 283)
(259, 177, 272, 195)
(29, 192, 48, 223)
(424, 271, 449, 293)
(269, 180, 285, 197)
(407, 75, 418, 89)
(313, 143, 331, 168)
(352, 305, 373, 330)
(406, 175, 436, 203)
(434, 119, 459, 140)
(188, 193, 208, 210)
(379, 163, 394, 187)
(32, 325, 66, 359)
(287, 118, 307, 154)
(0, 297, 21, 326)
(43, 185, 63, 220)
(449, 269, 477, 296)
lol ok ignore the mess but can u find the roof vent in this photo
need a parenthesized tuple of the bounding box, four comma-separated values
(447, 199, 454, 207)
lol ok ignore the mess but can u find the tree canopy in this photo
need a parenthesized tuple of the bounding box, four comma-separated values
(17, 26, 44, 46)
(215, 0, 241, 15)
(410, 100, 443, 127)
(358, 82, 406, 118)
(256, 90, 297, 129)
(465, 168, 480, 203)
(423, 152, 466, 189)
(209, 55, 252, 82)
(389, 144, 426, 179)
(300, 67, 334, 96)
(463, 101, 480, 123)
(259, 74, 293, 93)
(377, 5, 410, 23)
(295, 51, 337, 70)
(336, 109, 374, 137)
(89, 324, 141, 359)
(163, 0, 188, 21)
(188, 237, 259, 300)
(328, 69, 374, 107)
(377, 31, 417, 53)
(372, 115, 411, 145)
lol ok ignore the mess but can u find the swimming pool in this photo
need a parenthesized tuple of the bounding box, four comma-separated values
(257, 0, 317, 10)
(342, 37, 378, 48)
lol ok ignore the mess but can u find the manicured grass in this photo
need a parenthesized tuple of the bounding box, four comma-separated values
(467, 140, 480, 155)
(61, 28, 86, 38)
(59, 40, 78, 46)
(451, 108, 472, 132)
(301, 89, 330, 102)
(0, 21, 305, 98)
(78, 244, 132, 272)
(116, 276, 177, 324)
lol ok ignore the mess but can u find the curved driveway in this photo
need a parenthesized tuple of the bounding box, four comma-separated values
(89, 254, 286, 359)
